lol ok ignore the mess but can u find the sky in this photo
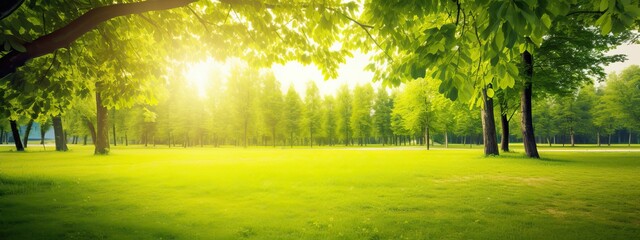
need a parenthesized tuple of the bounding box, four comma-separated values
(187, 44, 639, 98)
(271, 51, 380, 98)
(271, 44, 639, 97)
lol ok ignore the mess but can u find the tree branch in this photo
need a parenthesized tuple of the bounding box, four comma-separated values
(0, 0, 196, 80)
(566, 10, 605, 17)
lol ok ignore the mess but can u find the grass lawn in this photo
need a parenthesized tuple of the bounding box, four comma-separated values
(0, 145, 639, 239)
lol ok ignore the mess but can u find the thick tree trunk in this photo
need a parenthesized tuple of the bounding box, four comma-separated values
(500, 106, 510, 152)
(52, 115, 68, 151)
(481, 87, 499, 156)
(520, 51, 540, 158)
(10, 120, 24, 151)
(94, 91, 110, 155)
(22, 119, 34, 148)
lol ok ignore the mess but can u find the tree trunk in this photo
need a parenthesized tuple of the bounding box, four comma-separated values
(310, 128, 313, 148)
(570, 127, 575, 147)
(520, 51, 540, 158)
(629, 131, 632, 147)
(40, 125, 46, 145)
(94, 91, 110, 155)
(481, 87, 499, 156)
(597, 130, 601, 147)
(112, 115, 117, 146)
(608, 133, 611, 146)
(425, 124, 430, 150)
(22, 119, 34, 148)
(272, 127, 276, 147)
(500, 106, 510, 152)
(52, 115, 68, 151)
(10, 120, 24, 151)
(444, 130, 448, 148)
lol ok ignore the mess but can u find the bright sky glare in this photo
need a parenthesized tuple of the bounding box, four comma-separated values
(186, 44, 638, 98)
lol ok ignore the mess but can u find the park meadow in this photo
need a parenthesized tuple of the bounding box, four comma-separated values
(1, 144, 640, 239)
(2, 0, 640, 239)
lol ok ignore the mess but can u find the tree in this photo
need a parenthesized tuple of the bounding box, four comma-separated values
(605, 65, 640, 146)
(304, 81, 322, 147)
(336, 84, 353, 146)
(358, 0, 639, 158)
(592, 81, 621, 146)
(393, 78, 437, 149)
(350, 84, 374, 146)
(227, 63, 258, 147)
(372, 88, 392, 145)
(260, 72, 284, 147)
(322, 95, 338, 146)
(283, 85, 302, 147)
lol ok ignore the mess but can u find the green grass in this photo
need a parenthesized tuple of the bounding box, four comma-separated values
(0, 145, 639, 239)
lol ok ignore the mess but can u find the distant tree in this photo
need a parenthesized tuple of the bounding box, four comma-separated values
(393, 78, 436, 149)
(260, 72, 284, 147)
(350, 84, 374, 146)
(592, 81, 621, 146)
(336, 84, 353, 146)
(283, 85, 302, 147)
(372, 88, 392, 145)
(322, 95, 338, 146)
(227, 64, 258, 147)
(604, 66, 640, 146)
(304, 81, 322, 147)
(533, 97, 558, 146)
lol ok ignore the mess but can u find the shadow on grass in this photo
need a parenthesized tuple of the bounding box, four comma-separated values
(0, 174, 55, 196)
(487, 151, 575, 163)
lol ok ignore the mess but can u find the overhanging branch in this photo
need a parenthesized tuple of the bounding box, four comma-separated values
(0, 0, 196, 80)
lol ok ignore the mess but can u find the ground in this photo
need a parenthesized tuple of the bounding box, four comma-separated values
(0, 144, 639, 239)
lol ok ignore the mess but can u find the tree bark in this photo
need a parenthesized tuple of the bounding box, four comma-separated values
(597, 130, 601, 147)
(0, 0, 196, 79)
(40, 122, 47, 145)
(481, 87, 499, 156)
(84, 117, 97, 145)
(425, 125, 430, 150)
(499, 104, 510, 152)
(112, 109, 117, 146)
(52, 115, 68, 151)
(444, 130, 448, 148)
(94, 91, 110, 155)
(10, 120, 24, 151)
(570, 127, 575, 147)
(520, 51, 540, 158)
(22, 119, 34, 148)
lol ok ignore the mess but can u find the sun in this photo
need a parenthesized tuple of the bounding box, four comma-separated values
(184, 61, 211, 98)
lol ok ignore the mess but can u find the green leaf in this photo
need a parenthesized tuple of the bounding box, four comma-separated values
(600, 15, 612, 34)
(410, 64, 426, 79)
(8, 40, 26, 52)
(599, 0, 609, 11)
(486, 88, 495, 98)
(495, 25, 505, 49)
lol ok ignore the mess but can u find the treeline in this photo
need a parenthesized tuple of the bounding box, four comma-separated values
(49, 62, 485, 148)
(533, 65, 640, 146)
(4, 64, 635, 150)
